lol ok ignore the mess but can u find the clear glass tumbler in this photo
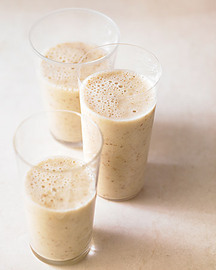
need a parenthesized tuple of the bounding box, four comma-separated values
(29, 8, 119, 142)
(79, 43, 162, 201)
(13, 110, 103, 264)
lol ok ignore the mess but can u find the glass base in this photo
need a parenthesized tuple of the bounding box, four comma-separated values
(30, 245, 90, 265)
(50, 130, 83, 148)
(98, 189, 142, 202)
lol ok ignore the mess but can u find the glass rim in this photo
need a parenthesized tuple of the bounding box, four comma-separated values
(28, 7, 120, 66)
(78, 42, 162, 82)
(13, 110, 103, 172)
(78, 42, 162, 99)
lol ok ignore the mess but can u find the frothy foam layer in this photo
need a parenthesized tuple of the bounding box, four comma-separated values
(81, 69, 156, 119)
(41, 42, 106, 89)
(45, 42, 103, 64)
(25, 157, 95, 210)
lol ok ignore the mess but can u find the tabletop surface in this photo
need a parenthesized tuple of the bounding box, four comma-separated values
(1, 0, 216, 269)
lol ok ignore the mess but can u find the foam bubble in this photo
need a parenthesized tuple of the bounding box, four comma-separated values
(25, 156, 95, 210)
(82, 69, 156, 119)
(41, 42, 106, 89)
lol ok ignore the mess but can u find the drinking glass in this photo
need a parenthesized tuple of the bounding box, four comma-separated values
(29, 8, 119, 142)
(79, 43, 162, 201)
(13, 110, 103, 264)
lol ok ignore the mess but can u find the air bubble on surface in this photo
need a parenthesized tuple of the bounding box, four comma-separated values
(82, 70, 155, 119)
(25, 157, 95, 210)
(40, 42, 106, 89)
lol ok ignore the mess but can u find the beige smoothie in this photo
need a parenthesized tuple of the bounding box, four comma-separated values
(39, 42, 106, 142)
(80, 69, 156, 200)
(25, 156, 96, 262)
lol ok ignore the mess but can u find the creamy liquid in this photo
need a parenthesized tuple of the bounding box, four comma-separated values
(25, 156, 96, 261)
(39, 42, 106, 142)
(80, 69, 156, 200)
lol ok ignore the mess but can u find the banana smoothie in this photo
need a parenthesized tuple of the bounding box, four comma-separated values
(25, 156, 96, 262)
(80, 69, 156, 200)
(39, 42, 106, 142)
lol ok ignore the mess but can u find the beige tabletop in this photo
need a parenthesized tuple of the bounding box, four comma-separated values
(1, 0, 216, 269)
